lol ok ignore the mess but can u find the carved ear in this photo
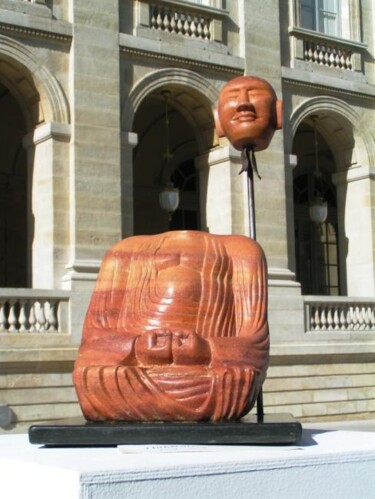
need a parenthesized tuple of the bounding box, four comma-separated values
(276, 99, 283, 130)
(214, 108, 225, 137)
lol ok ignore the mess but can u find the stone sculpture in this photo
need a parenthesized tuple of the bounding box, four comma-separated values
(215, 75, 282, 152)
(73, 75, 281, 423)
(73, 231, 269, 421)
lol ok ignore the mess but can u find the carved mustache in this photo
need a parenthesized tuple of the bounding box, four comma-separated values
(232, 103, 256, 121)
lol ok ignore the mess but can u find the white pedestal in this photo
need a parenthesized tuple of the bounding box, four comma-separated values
(0, 429, 375, 499)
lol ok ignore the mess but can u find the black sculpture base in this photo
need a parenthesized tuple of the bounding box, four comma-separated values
(29, 413, 302, 447)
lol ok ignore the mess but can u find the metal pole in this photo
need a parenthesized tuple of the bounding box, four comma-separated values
(241, 146, 264, 419)
(247, 164, 256, 240)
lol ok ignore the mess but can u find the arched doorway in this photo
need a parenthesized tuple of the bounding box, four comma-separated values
(0, 83, 28, 287)
(293, 119, 342, 296)
(132, 89, 201, 235)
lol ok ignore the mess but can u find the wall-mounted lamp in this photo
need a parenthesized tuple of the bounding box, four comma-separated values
(309, 115, 328, 225)
(158, 90, 179, 219)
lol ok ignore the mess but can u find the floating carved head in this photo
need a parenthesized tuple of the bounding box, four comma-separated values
(215, 76, 282, 151)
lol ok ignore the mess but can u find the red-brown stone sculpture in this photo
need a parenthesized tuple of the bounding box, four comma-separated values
(73, 231, 269, 421)
(73, 75, 281, 423)
(215, 75, 282, 151)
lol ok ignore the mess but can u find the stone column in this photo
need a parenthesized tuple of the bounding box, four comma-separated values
(196, 146, 247, 235)
(333, 165, 375, 296)
(66, 0, 122, 283)
(240, 0, 290, 272)
(23, 122, 71, 289)
(62, 0, 122, 342)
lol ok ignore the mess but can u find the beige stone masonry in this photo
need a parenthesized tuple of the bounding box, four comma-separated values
(23, 122, 71, 288)
(68, 0, 122, 271)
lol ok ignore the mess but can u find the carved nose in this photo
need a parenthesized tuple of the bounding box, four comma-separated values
(236, 89, 254, 111)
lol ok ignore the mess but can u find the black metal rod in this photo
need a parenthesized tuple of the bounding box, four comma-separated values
(247, 166, 256, 240)
(242, 146, 264, 418)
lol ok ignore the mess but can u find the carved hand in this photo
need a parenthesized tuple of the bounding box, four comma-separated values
(134, 329, 173, 366)
(172, 331, 211, 366)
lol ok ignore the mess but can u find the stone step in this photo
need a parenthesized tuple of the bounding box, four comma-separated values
(264, 373, 375, 392)
(265, 398, 375, 419)
(264, 386, 375, 406)
(0, 373, 74, 389)
(0, 386, 78, 405)
(268, 362, 375, 378)
(8, 401, 82, 423)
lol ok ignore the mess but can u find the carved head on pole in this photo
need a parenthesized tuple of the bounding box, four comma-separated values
(215, 76, 282, 152)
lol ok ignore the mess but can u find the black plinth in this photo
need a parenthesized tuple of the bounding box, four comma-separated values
(29, 413, 302, 446)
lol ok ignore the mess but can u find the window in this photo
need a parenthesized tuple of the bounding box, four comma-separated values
(300, 0, 340, 37)
(186, 0, 223, 7)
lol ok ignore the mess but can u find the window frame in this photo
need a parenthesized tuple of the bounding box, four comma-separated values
(299, 0, 341, 37)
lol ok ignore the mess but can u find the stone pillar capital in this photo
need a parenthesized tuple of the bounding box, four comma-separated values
(23, 122, 71, 148)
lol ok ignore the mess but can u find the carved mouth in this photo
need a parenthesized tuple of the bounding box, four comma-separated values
(233, 111, 256, 122)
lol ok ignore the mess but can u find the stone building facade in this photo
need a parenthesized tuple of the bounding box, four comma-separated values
(0, 0, 374, 432)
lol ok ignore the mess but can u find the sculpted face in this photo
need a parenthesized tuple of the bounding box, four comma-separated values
(216, 76, 282, 151)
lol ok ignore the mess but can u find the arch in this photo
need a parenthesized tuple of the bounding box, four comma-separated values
(285, 95, 374, 170)
(122, 68, 217, 151)
(0, 35, 70, 128)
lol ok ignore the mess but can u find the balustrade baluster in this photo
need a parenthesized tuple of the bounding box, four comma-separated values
(170, 15, 176, 33)
(312, 48, 318, 63)
(163, 11, 170, 31)
(329, 51, 335, 67)
(156, 12, 163, 30)
(346, 307, 353, 330)
(190, 19, 197, 37)
(204, 23, 210, 40)
(364, 306, 371, 330)
(8, 300, 19, 332)
(18, 300, 28, 332)
(0, 301, 8, 331)
(47, 300, 58, 332)
(333, 306, 340, 330)
(320, 306, 327, 330)
(28, 302, 37, 332)
(357, 305, 365, 330)
(37, 300, 47, 331)
(150, 8, 156, 28)
(183, 19, 189, 36)
(318, 45, 324, 65)
(177, 17, 184, 34)
(351, 306, 359, 330)
(346, 54, 352, 70)
(339, 305, 347, 329)
(370, 307, 375, 329)
(314, 305, 322, 330)
(309, 304, 316, 331)
(197, 20, 203, 38)
(326, 306, 333, 330)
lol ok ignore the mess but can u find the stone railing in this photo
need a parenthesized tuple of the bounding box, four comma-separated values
(304, 296, 375, 332)
(289, 27, 366, 73)
(0, 289, 70, 334)
(137, 0, 226, 43)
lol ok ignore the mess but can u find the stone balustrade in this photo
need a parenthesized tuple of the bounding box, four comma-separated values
(0, 289, 69, 334)
(304, 296, 375, 332)
(137, 1, 225, 43)
(150, 3, 211, 40)
(289, 27, 366, 73)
